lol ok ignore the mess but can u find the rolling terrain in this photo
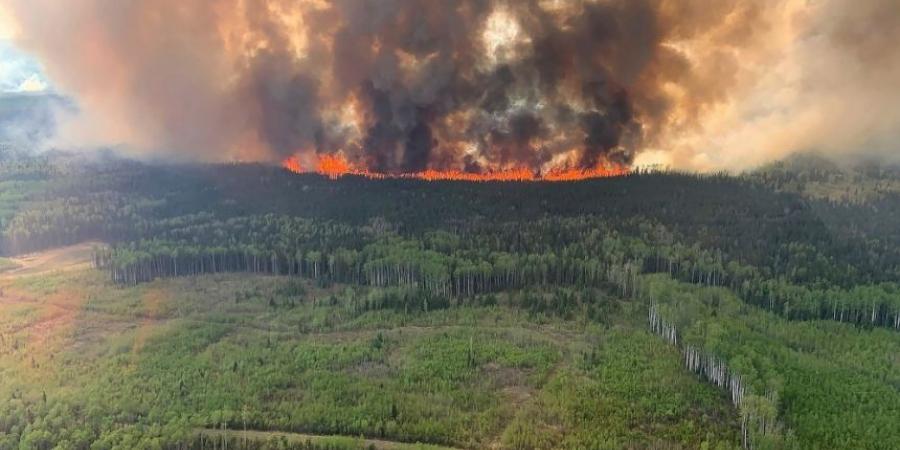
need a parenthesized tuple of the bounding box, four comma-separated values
(0, 245, 739, 449)
(0, 152, 898, 449)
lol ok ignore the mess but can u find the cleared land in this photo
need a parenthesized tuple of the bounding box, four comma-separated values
(0, 245, 739, 449)
(0, 241, 96, 279)
(0, 258, 19, 274)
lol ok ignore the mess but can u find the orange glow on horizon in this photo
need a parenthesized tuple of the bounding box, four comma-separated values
(283, 156, 303, 174)
(542, 165, 630, 181)
(315, 154, 352, 179)
(282, 154, 629, 182)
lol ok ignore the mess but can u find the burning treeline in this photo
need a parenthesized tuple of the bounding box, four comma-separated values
(281, 154, 630, 182)
(274, 0, 669, 181)
(1, 0, 756, 170)
(8, 0, 900, 172)
(263, 0, 661, 179)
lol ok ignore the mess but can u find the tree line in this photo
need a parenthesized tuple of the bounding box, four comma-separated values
(91, 213, 900, 331)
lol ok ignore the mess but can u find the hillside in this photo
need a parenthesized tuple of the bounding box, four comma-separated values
(0, 152, 898, 449)
(1, 252, 742, 449)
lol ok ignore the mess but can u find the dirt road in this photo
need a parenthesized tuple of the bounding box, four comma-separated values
(0, 242, 99, 279)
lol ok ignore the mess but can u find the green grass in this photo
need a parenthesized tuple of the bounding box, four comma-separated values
(0, 257, 18, 273)
(0, 270, 743, 449)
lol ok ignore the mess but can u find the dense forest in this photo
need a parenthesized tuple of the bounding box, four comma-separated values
(1, 149, 899, 449)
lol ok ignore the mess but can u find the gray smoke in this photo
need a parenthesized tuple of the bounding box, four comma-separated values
(2, 0, 899, 171)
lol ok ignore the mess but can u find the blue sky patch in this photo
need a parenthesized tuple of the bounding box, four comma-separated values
(0, 40, 49, 93)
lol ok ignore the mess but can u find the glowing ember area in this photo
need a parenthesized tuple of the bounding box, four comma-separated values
(315, 154, 352, 179)
(282, 156, 302, 174)
(543, 166, 631, 181)
(283, 155, 628, 182)
(414, 168, 535, 182)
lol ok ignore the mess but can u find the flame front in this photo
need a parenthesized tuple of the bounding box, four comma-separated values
(283, 156, 303, 174)
(283, 154, 628, 182)
(315, 154, 352, 179)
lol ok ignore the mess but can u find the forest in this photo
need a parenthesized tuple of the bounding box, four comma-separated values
(0, 149, 898, 449)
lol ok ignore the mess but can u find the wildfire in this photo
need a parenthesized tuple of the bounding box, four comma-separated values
(316, 154, 352, 179)
(414, 167, 536, 182)
(282, 154, 629, 182)
(283, 156, 303, 173)
(542, 166, 631, 181)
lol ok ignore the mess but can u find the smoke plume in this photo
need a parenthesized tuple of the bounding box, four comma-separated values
(2, 0, 899, 171)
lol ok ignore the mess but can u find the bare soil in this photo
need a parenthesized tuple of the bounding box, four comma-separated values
(0, 242, 99, 279)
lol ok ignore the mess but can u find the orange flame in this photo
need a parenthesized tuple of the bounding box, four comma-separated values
(316, 154, 352, 179)
(542, 165, 630, 181)
(282, 154, 629, 182)
(283, 156, 303, 174)
(414, 167, 536, 182)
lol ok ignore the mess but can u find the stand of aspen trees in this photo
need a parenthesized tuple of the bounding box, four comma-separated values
(649, 302, 782, 450)
(67, 205, 898, 331)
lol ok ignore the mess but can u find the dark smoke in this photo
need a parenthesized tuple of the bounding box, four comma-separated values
(323, 0, 662, 171)
(7, 0, 899, 171)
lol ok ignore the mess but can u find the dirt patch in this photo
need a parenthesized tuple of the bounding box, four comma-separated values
(26, 313, 71, 347)
(0, 243, 99, 353)
(0, 242, 99, 280)
(481, 363, 534, 408)
(24, 286, 88, 351)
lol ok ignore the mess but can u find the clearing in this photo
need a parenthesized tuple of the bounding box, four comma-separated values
(0, 241, 98, 279)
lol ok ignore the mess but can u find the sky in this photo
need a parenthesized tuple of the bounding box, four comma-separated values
(0, 6, 49, 93)
(0, 42, 49, 93)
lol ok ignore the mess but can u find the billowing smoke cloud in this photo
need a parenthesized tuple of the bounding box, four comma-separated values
(654, 0, 900, 171)
(0, 92, 71, 148)
(2, 0, 899, 171)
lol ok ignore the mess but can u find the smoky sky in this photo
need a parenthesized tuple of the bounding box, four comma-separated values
(3, 0, 900, 172)
(0, 93, 71, 148)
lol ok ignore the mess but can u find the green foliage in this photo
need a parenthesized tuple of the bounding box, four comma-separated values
(643, 275, 900, 449)
(0, 272, 742, 449)
(2, 152, 900, 449)
(0, 257, 18, 273)
(543, 329, 740, 449)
